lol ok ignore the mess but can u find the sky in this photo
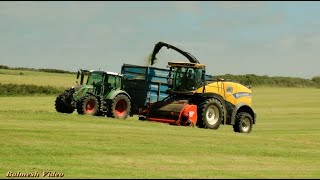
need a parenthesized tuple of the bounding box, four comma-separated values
(1, 1, 320, 79)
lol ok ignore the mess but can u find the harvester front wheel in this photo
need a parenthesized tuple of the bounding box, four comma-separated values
(197, 98, 224, 129)
(109, 94, 131, 119)
(77, 95, 100, 115)
(55, 90, 74, 114)
(233, 112, 253, 133)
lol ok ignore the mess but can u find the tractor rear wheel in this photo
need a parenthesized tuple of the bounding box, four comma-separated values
(233, 112, 253, 133)
(55, 90, 74, 114)
(77, 94, 100, 115)
(197, 98, 224, 129)
(109, 94, 131, 119)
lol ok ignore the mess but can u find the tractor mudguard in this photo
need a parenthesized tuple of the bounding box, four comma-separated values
(106, 90, 131, 100)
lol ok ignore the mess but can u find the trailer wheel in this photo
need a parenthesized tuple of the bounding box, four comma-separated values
(233, 112, 253, 133)
(110, 94, 131, 119)
(197, 98, 224, 129)
(77, 94, 99, 115)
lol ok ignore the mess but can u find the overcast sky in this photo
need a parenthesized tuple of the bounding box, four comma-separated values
(1, 1, 320, 78)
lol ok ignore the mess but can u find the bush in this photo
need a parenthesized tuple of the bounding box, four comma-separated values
(0, 64, 76, 74)
(214, 74, 318, 88)
(0, 65, 9, 69)
(0, 83, 64, 96)
(38, 68, 75, 74)
(312, 76, 320, 88)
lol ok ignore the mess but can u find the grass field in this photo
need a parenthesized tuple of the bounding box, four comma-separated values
(0, 69, 76, 88)
(0, 87, 319, 178)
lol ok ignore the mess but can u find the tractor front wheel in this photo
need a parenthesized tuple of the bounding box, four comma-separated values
(55, 90, 74, 114)
(109, 94, 131, 119)
(77, 95, 100, 115)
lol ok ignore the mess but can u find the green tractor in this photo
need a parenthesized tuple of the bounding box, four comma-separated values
(55, 69, 132, 119)
(76, 71, 132, 119)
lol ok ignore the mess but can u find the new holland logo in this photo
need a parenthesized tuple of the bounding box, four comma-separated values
(233, 92, 251, 99)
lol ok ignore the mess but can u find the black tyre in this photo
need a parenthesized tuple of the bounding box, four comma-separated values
(197, 98, 224, 129)
(76, 94, 100, 115)
(55, 94, 66, 113)
(138, 116, 146, 121)
(233, 112, 253, 133)
(55, 90, 74, 114)
(109, 94, 131, 119)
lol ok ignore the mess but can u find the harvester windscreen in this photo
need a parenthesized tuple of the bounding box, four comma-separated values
(172, 67, 203, 92)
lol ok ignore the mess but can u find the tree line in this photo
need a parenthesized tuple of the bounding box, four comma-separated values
(0, 65, 75, 74)
(1, 64, 319, 89)
(213, 74, 320, 88)
(0, 83, 64, 96)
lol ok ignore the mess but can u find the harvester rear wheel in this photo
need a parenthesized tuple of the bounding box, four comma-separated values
(77, 94, 100, 115)
(197, 98, 224, 129)
(233, 112, 253, 133)
(55, 90, 74, 114)
(109, 94, 131, 119)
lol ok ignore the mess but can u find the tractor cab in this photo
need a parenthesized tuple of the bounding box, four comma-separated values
(74, 69, 103, 93)
(74, 70, 122, 95)
(167, 62, 206, 94)
(90, 71, 123, 98)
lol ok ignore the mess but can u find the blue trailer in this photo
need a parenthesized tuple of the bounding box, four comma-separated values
(121, 64, 170, 114)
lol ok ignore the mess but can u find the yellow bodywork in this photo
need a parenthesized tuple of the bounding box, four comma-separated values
(195, 81, 252, 107)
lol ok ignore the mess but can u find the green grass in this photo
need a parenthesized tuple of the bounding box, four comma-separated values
(0, 87, 319, 178)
